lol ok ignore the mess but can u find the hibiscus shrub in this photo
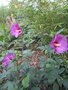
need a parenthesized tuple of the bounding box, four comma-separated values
(0, 49, 68, 90)
(0, 0, 68, 90)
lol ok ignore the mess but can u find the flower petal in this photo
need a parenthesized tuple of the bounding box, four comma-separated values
(50, 34, 68, 54)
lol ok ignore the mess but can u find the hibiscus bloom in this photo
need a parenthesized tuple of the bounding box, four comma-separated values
(3, 53, 16, 67)
(11, 23, 22, 38)
(50, 34, 68, 54)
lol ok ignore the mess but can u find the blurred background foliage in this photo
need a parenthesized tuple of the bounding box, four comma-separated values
(4, 0, 68, 43)
(0, 0, 68, 90)
(0, 0, 68, 57)
(0, 0, 68, 58)
(9, 0, 68, 49)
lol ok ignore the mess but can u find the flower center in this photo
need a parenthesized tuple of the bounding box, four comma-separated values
(54, 43, 61, 47)
(16, 29, 21, 33)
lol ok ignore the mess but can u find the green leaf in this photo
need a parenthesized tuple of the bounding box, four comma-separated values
(53, 82, 59, 90)
(22, 74, 30, 89)
(57, 76, 63, 87)
(23, 50, 34, 57)
(37, 46, 45, 51)
(46, 64, 51, 68)
(58, 68, 65, 74)
(40, 56, 46, 62)
(1, 70, 7, 78)
(40, 56, 46, 68)
(0, 79, 2, 84)
(0, 35, 3, 41)
(56, 28, 64, 34)
(51, 31, 55, 37)
(0, 57, 3, 61)
(48, 78, 55, 84)
(31, 87, 40, 90)
(46, 45, 52, 58)
(2, 23, 6, 30)
(19, 87, 23, 90)
(46, 69, 59, 84)
(7, 81, 17, 90)
(63, 79, 68, 89)
(46, 59, 56, 70)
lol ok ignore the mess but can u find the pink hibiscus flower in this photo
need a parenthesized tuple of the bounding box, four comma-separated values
(3, 53, 16, 67)
(11, 23, 22, 38)
(50, 34, 68, 54)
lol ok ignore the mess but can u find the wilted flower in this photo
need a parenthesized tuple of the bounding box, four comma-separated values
(11, 23, 22, 38)
(3, 53, 16, 67)
(50, 34, 68, 54)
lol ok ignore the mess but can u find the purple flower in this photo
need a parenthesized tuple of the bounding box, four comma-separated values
(3, 53, 16, 67)
(11, 23, 22, 38)
(50, 34, 68, 54)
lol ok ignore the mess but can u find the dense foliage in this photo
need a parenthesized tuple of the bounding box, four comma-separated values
(0, 0, 68, 90)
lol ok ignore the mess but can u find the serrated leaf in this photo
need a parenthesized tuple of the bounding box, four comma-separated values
(22, 74, 30, 89)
